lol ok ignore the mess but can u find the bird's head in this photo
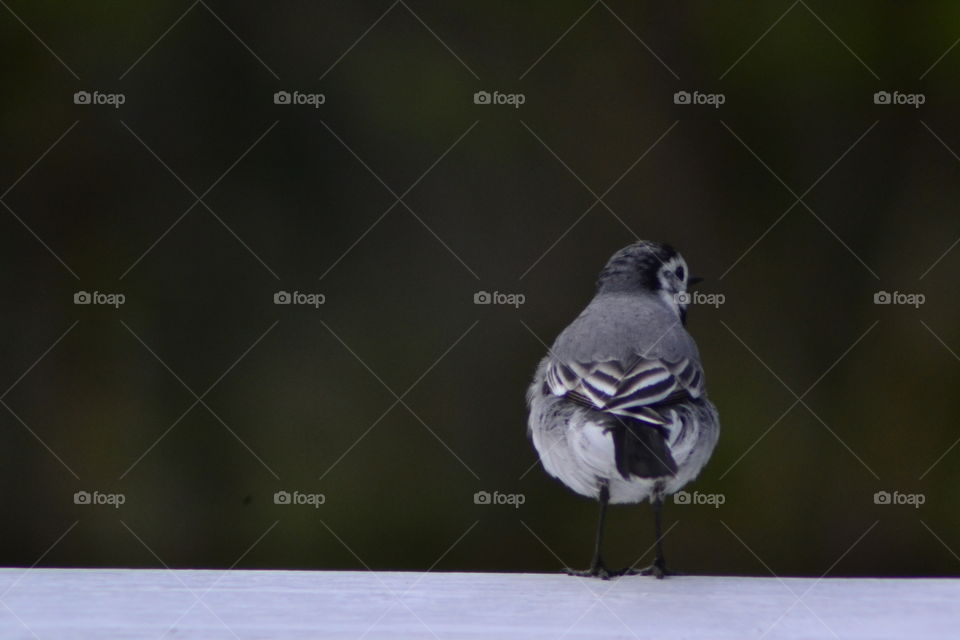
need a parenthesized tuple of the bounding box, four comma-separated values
(596, 241, 700, 322)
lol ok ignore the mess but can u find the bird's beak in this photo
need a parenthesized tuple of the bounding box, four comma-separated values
(688, 276, 704, 286)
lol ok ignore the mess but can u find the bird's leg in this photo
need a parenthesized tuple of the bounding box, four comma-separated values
(639, 487, 679, 578)
(564, 483, 619, 579)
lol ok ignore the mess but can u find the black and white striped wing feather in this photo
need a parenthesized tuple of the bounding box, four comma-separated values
(545, 356, 703, 426)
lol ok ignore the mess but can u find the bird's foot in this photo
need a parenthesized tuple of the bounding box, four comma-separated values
(563, 563, 637, 580)
(636, 559, 681, 579)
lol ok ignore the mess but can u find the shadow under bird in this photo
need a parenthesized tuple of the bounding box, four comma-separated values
(527, 241, 719, 579)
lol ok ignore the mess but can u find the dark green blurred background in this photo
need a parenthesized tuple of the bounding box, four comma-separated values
(1, 1, 959, 577)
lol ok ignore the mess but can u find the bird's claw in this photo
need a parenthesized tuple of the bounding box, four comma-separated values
(637, 561, 681, 579)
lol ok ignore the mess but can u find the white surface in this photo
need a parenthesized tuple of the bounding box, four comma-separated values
(0, 569, 958, 639)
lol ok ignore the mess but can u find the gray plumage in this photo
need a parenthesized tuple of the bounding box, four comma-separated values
(526, 241, 719, 577)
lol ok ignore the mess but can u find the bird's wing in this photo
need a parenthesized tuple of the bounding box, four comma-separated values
(544, 355, 704, 426)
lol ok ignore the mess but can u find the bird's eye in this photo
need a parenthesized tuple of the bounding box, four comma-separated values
(675, 266, 685, 280)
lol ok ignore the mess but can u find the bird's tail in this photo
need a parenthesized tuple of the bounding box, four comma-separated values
(609, 418, 677, 479)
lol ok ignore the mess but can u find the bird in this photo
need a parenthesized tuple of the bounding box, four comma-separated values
(526, 240, 719, 579)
